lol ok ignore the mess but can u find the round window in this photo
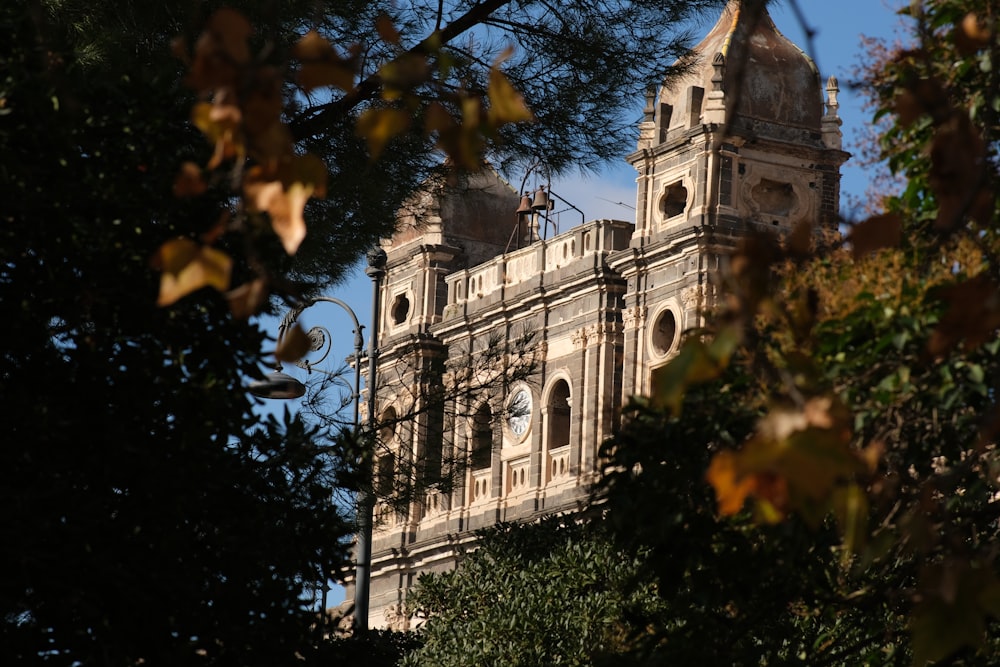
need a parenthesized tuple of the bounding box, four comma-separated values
(650, 309, 677, 355)
(391, 294, 410, 325)
(659, 182, 688, 219)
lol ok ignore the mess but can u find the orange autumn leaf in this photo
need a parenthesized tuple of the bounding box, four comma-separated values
(707, 396, 869, 536)
(173, 161, 207, 197)
(848, 213, 902, 259)
(956, 13, 992, 55)
(784, 220, 812, 257)
(244, 154, 327, 255)
(153, 238, 232, 307)
(226, 278, 268, 319)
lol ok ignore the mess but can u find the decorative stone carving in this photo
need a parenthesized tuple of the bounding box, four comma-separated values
(739, 164, 808, 225)
(681, 284, 705, 310)
(383, 604, 411, 632)
(621, 306, 645, 330)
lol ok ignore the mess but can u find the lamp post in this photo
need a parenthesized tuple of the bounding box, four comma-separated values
(248, 246, 387, 632)
(355, 245, 386, 632)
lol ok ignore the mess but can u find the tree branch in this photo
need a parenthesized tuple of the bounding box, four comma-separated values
(291, 0, 513, 141)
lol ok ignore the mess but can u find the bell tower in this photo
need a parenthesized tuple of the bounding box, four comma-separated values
(610, 0, 849, 400)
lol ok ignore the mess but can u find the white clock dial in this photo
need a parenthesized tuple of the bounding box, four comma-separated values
(507, 389, 532, 437)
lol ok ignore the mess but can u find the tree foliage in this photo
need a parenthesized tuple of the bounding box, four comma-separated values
(1, 0, 730, 663)
(603, 2, 1000, 664)
(403, 518, 662, 667)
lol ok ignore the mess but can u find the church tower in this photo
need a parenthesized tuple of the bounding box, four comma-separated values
(358, 0, 848, 629)
(610, 0, 848, 399)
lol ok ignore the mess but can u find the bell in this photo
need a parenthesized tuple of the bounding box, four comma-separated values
(531, 186, 552, 211)
(516, 193, 532, 216)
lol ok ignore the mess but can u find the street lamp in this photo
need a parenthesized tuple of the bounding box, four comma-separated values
(249, 296, 364, 418)
(354, 245, 386, 632)
(249, 246, 387, 632)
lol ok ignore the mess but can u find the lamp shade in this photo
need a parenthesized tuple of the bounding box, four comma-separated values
(248, 371, 306, 399)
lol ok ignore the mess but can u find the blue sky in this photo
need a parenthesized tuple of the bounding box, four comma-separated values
(256, 0, 909, 608)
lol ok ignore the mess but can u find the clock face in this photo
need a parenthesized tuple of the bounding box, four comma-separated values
(507, 389, 532, 437)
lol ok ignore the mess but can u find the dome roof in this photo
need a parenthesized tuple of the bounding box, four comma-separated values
(658, 1, 822, 137)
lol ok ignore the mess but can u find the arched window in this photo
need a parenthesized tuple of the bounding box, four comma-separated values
(547, 380, 571, 450)
(420, 405, 445, 484)
(376, 406, 397, 496)
(471, 403, 493, 470)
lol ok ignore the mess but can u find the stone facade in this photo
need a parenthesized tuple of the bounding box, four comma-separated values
(353, 1, 849, 628)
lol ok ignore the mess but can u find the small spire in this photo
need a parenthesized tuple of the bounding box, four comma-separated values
(821, 75, 842, 150)
(825, 75, 840, 117)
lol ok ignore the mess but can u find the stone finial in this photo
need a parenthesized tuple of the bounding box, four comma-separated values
(637, 86, 658, 149)
(703, 52, 727, 125)
(711, 52, 726, 92)
(825, 75, 840, 117)
(643, 86, 656, 122)
(821, 75, 843, 150)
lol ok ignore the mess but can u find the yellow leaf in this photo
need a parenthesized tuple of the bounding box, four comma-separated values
(293, 30, 356, 92)
(152, 236, 199, 273)
(356, 107, 412, 160)
(191, 101, 244, 168)
(650, 325, 740, 415)
(708, 395, 866, 533)
(375, 14, 401, 45)
(487, 58, 533, 126)
(226, 278, 268, 320)
(379, 53, 431, 99)
(154, 238, 232, 307)
(276, 323, 311, 363)
(706, 451, 755, 516)
(649, 339, 717, 415)
(244, 178, 306, 255)
(956, 13, 992, 54)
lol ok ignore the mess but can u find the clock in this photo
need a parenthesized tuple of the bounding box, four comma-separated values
(506, 388, 532, 438)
